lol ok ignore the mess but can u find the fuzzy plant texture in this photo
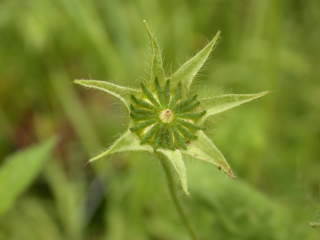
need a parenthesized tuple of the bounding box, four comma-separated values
(74, 21, 267, 195)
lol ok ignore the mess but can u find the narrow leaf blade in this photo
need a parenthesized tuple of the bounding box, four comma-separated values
(182, 131, 235, 178)
(158, 149, 189, 195)
(89, 130, 152, 162)
(171, 31, 221, 90)
(0, 138, 56, 215)
(201, 91, 268, 121)
(74, 79, 139, 111)
(143, 20, 166, 84)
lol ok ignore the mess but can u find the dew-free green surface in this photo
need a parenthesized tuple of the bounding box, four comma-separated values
(0, 0, 319, 239)
(0, 138, 55, 215)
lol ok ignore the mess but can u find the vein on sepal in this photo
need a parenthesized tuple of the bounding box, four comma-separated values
(143, 20, 166, 84)
(89, 130, 152, 163)
(182, 131, 235, 179)
(158, 149, 190, 195)
(74, 79, 139, 111)
(200, 91, 269, 122)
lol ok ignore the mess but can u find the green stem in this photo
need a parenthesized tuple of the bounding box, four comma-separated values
(157, 152, 199, 240)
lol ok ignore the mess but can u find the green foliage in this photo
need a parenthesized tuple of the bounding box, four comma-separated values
(74, 22, 266, 199)
(0, 138, 55, 215)
(0, 198, 62, 240)
(0, 0, 319, 239)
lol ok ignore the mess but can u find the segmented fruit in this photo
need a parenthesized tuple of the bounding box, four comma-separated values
(130, 78, 205, 150)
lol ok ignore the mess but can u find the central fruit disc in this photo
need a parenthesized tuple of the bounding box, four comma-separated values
(159, 109, 174, 123)
(130, 79, 205, 150)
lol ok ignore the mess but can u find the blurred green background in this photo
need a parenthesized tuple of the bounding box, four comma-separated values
(0, 0, 320, 239)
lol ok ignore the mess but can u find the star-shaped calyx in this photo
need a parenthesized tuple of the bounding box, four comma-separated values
(74, 20, 267, 195)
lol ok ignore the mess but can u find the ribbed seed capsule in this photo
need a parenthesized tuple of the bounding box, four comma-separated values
(180, 100, 200, 113)
(156, 126, 166, 148)
(161, 127, 173, 149)
(178, 111, 206, 120)
(176, 125, 197, 140)
(131, 95, 154, 109)
(174, 95, 198, 113)
(168, 82, 182, 108)
(130, 80, 204, 150)
(173, 130, 187, 149)
(154, 78, 165, 105)
(141, 124, 160, 144)
(163, 80, 170, 105)
(130, 109, 155, 120)
(177, 119, 203, 131)
(130, 104, 154, 115)
(166, 128, 174, 149)
(130, 119, 157, 132)
(141, 83, 159, 106)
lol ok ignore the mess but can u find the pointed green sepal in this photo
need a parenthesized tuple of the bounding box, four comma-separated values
(182, 131, 235, 178)
(200, 91, 268, 122)
(74, 79, 139, 111)
(143, 20, 166, 84)
(89, 130, 152, 163)
(158, 149, 189, 195)
(171, 31, 221, 90)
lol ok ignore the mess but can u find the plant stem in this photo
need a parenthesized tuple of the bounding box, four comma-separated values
(157, 152, 199, 240)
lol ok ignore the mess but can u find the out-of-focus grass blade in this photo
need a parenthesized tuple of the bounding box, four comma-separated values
(0, 198, 62, 240)
(310, 222, 320, 228)
(0, 138, 56, 215)
(45, 161, 85, 240)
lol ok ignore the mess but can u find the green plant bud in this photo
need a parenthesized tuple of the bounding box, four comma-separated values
(75, 24, 267, 200)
